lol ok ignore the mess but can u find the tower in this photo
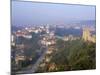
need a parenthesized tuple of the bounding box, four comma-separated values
(82, 27, 91, 41)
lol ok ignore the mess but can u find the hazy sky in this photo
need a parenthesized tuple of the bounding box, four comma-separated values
(12, 1, 96, 26)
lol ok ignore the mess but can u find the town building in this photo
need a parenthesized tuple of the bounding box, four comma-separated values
(82, 27, 96, 43)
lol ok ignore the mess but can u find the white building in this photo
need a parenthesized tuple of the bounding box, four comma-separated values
(23, 34, 32, 39)
(11, 34, 16, 46)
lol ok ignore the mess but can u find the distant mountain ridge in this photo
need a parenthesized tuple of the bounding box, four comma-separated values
(78, 20, 96, 25)
(11, 20, 96, 28)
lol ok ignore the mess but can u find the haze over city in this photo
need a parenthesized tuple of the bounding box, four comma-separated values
(12, 1, 95, 26)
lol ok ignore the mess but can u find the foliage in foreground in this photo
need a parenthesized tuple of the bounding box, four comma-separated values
(43, 39, 96, 72)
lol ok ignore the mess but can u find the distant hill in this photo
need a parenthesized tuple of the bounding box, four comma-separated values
(11, 25, 23, 32)
(55, 28, 83, 37)
(79, 20, 96, 26)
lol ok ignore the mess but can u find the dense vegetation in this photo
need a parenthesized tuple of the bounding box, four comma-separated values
(48, 39, 96, 71)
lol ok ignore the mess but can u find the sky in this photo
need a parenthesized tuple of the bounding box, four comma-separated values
(12, 1, 96, 26)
